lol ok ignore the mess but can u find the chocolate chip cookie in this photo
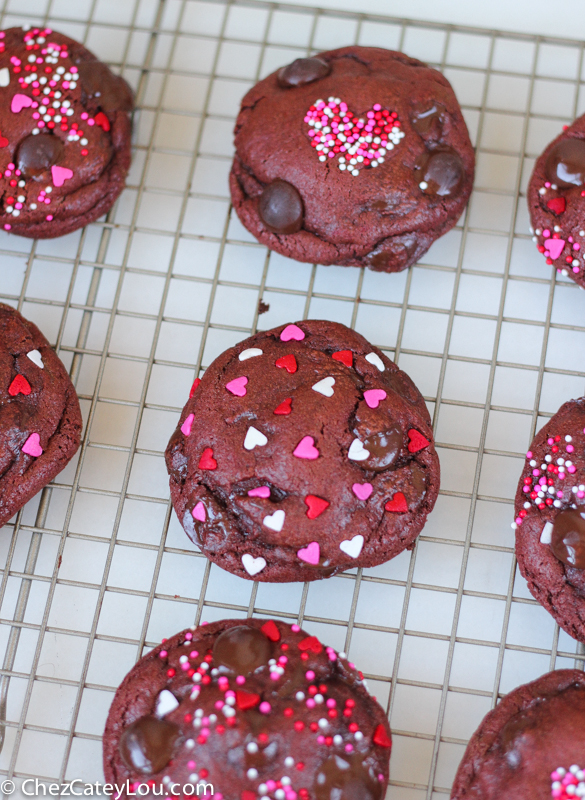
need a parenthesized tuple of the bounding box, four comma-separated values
(0, 303, 82, 527)
(0, 26, 133, 239)
(230, 46, 474, 272)
(103, 618, 392, 798)
(165, 320, 440, 582)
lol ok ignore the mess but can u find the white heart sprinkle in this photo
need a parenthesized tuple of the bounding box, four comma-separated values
(0, 68, 9, 88)
(339, 535, 364, 559)
(540, 521, 553, 545)
(365, 352, 385, 372)
(239, 348, 263, 361)
(242, 554, 267, 576)
(244, 426, 268, 451)
(155, 689, 179, 717)
(27, 349, 44, 369)
(312, 376, 335, 397)
(263, 509, 285, 532)
(348, 438, 369, 461)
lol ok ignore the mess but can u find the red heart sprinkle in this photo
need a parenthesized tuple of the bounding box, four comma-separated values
(236, 690, 261, 710)
(407, 429, 430, 453)
(546, 196, 566, 215)
(373, 723, 392, 748)
(274, 397, 292, 415)
(261, 620, 281, 642)
(198, 448, 217, 470)
(332, 350, 353, 367)
(305, 495, 330, 519)
(0, 135, 8, 148)
(385, 492, 408, 513)
(298, 635, 322, 654)
(94, 111, 110, 131)
(189, 377, 201, 397)
(8, 374, 31, 396)
(276, 354, 297, 374)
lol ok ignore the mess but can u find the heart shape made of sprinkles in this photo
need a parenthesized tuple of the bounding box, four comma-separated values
(305, 96, 405, 176)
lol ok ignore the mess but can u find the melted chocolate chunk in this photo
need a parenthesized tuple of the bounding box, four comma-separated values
(314, 754, 383, 800)
(410, 464, 427, 503)
(119, 716, 180, 774)
(498, 711, 537, 769)
(77, 60, 134, 112)
(17, 134, 64, 179)
(366, 235, 418, 272)
(551, 509, 585, 569)
(277, 57, 331, 88)
(258, 180, 304, 234)
(545, 138, 585, 188)
(415, 149, 464, 197)
(411, 103, 445, 139)
(363, 425, 403, 472)
(213, 625, 271, 675)
(166, 429, 187, 483)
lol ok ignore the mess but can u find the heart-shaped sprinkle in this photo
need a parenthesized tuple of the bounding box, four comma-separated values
(181, 413, 194, 436)
(239, 348, 263, 361)
(248, 486, 271, 498)
(11, 93, 33, 113)
(339, 534, 364, 558)
(51, 164, 73, 187)
(332, 350, 353, 367)
(540, 521, 553, 544)
(348, 438, 369, 461)
(293, 436, 319, 459)
(244, 426, 268, 450)
(547, 196, 566, 215)
(312, 376, 335, 397)
(352, 482, 373, 501)
(27, 349, 44, 369)
(385, 492, 408, 513)
(94, 111, 110, 131)
(306, 98, 404, 176)
(22, 432, 42, 457)
(305, 495, 329, 519)
(263, 509, 285, 532)
(364, 389, 387, 408)
(544, 237, 565, 260)
(192, 501, 206, 522)
(298, 635, 322, 653)
(261, 620, 281, 641)
(275, 354, 297, 373)
(297, 541, 320, 565)
(236, 690, 261, 710)
(155, 689, 179, 718)
(365, 352, 385, 372)
(198, 448, 217, 470)
(280, 323, 305, 341)
(274, 397, 292, 415)
(0, 68, 9, 88)
(8, 375, 31, 396)
(226, 376, 248, 396)
(242, 554, 267, 576)
(0, 135, 8, 149)
(373, 724, 392, 748)
(189, 377, 201, 397)
(407, 429, 430, 453)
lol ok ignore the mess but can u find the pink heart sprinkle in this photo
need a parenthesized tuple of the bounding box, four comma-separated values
(352, 483, 373, 501)
(280, 324, 305, 342)
(293, 436, 319, 460)
(226, 376, 248, 396)
(22, 432, 42, 457)
(11, 93, 33, 113)
(181, 413, 194, 436)
(192, 501, 206, 522)
(364, 389, 387, 409)
(248, 486, 270, 498)
(544, 237, 565, 260)
(51, 164, 73, 187)
(297, 541, 320, 565)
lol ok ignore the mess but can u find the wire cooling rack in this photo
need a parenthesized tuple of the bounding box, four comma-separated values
(1, 0, 585, 796)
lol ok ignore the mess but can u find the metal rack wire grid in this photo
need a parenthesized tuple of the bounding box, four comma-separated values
(0, 0, 584, 796)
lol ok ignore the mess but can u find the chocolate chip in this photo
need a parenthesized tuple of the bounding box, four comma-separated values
(213, 625, 271, 675)
(16, 134, 64, 179)
(411, 102, 445, 139)
(258, 180, 304, 234)
(415, 148, 465, 197)
(77, 60, 134, 112)
(545, 138, 585, 188)
(362, 425, 403, 472)
(551, 509, 585, 569)
(277, 57, 331, 88)
(119, 716, 181, 774)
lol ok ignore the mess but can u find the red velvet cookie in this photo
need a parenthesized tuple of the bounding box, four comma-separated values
(230, 46, 474, 272)
(103, 618, 392, 799)
(165, 320, 440, 582)
(0, 304, 82, 526)
(0, 26, 133, 239)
